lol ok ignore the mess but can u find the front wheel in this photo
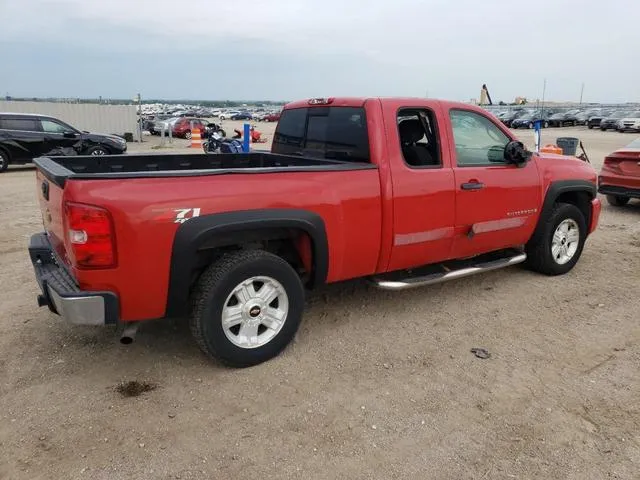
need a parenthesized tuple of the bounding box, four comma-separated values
(588, 124, 593, 129)
(184, 130, 192, 140)
(525, 203, 587, 276)
(86, 146, 109, 156)
(190, 250, 305, 367)
(607, 195, 630, 207)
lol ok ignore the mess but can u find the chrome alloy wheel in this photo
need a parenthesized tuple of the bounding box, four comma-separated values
(221, 276, 289, 349)
(551, 219, 580, 265)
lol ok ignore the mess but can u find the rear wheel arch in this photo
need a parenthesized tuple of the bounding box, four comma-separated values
(165, 209, 329, 318)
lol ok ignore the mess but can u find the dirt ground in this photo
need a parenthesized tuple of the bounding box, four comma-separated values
(0, 126, 639, 480)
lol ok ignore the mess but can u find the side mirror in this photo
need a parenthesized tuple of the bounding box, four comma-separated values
(504, 140, 532, 166)
(63, 131, 78, 138)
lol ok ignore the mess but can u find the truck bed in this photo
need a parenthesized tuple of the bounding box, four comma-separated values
(35, 152, 375, 187)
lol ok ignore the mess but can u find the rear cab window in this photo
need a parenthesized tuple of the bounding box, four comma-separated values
(272, 106, 370, 163)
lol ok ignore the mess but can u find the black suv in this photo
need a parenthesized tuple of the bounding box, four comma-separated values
(0, 113, 127, 172)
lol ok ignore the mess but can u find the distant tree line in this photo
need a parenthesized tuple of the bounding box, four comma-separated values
(4, 96, 288, 106)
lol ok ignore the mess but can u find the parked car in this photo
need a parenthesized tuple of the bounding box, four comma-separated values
(511, 110, 554, 129)
(616, 111, 640, 132)
(230, 112, 253, 121)
(548, 110, 580, 127)
(576, 109, 601, 125)
(499, 109, 529, 127)
(219, 111, 240, 120)
(597, 137, 640, 206)
(152, 117, 181, 135)
(600, 111, 630, 131)
(172, 118, 209, 139)
(263, 112, 281, 122)
(587, 110, 613, 129)
(28, 96, 601, 367)
(0, 112, 126, 172)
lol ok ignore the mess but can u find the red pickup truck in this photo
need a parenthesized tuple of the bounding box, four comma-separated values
(28, 97, 601, 367)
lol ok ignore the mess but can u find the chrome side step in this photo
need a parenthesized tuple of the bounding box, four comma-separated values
(371, 252, 527, 291)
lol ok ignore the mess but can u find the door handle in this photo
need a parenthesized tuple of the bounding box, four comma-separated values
(461, 181, 485, 191)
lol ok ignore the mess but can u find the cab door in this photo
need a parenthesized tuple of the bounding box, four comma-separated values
(446, 108, 541, 259)
(385, 104, 456, 272)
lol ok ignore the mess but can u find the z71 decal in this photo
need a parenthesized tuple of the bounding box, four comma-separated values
(174, 208, 201, 224)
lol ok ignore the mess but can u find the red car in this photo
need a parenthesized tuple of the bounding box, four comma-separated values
(172, 117, 208, 139)
(262, 112, 281, 122)
(28, 97, 600, 367)
(598, 137, 640, 206)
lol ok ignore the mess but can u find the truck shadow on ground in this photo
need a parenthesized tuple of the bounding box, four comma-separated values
(45, 266, 538, 376)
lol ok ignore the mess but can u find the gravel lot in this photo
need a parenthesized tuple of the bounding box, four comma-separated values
(1, 126, 639, 480)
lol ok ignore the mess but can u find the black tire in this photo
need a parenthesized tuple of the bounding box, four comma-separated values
(219, 129, 226, 137)
(525, 203, 587, 276)
(185, 130, 192, 140)
(606, 195, 630, 207)
(528, 122, 534, 129)
(190, 250, 305, 368)
(572, 120, 577, 126)
(86, 146, 109, 156)
(588, 124, 593, 129)
(0, 149, 9, 172)
(543, 121, 549, 128)
(600, 127, 606, 131)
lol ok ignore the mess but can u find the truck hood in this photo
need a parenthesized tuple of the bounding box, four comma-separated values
(534, 152, 598, 183)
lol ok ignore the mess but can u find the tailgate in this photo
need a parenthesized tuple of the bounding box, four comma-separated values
(35, 168, 68, 263)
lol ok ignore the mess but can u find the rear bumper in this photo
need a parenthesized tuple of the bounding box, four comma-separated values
(598, 172, 640, 198)
(28, 233, 119, 326)
(598, 185, 640, 199)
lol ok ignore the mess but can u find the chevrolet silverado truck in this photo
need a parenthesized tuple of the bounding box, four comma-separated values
(28, 97, 601, 367)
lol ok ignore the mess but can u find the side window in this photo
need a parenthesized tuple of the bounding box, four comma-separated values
(272, 107, 307, 154)
(397, 108, 441, 167)
(0, 118, 40, 132)
(41, 119, 69, 134)
(449, 110, 510, 166)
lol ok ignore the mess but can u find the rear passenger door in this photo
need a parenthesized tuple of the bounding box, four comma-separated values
(0, 116, 45, 162)
(448, 108, 541, 259)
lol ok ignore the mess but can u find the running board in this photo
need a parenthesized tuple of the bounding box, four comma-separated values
(371, 250, 527, 291)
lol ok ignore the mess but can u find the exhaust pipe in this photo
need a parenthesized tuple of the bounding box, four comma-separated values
(119, 323, 139, 345)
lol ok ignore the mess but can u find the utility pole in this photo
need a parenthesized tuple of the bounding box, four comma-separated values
(579, 82, 585, 104)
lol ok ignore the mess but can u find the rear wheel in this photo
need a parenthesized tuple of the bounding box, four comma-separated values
(185, 130, 192, 140)
(190, 250, 305, 367)
(0, 150, 9, 172)
(525, 203, 586, 276)
(606, 195, 630, 207)
(588, 124, 593, 129)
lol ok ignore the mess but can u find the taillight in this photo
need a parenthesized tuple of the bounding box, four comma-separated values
(603, 157, 622, 173)
(64, 202, 117, 269)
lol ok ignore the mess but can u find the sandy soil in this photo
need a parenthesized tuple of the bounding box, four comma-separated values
(0, 126, 639, 480)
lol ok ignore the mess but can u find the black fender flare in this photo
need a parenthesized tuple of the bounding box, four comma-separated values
(164, 208, 329, 318)
(531, 179, 597, 242)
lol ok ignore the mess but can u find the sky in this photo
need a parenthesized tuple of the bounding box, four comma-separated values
(1, 0, 639, 103)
